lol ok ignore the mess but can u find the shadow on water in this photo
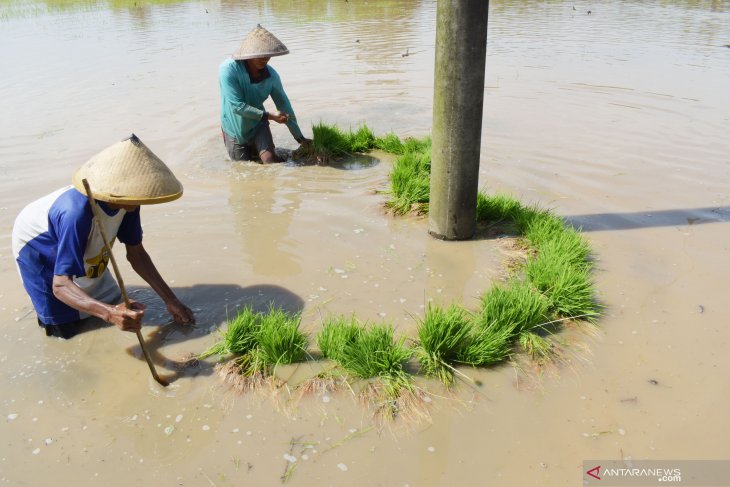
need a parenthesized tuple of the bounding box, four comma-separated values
(566, 206, 730, 232)
(120, 283, 305, 383)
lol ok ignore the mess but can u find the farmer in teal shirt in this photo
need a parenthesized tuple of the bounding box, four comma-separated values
(220, 25, 311, 163)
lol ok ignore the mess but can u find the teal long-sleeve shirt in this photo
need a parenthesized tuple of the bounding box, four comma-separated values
(219, 58, 304, 144)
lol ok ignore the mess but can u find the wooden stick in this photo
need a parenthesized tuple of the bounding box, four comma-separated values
(81, 179, 168, 387)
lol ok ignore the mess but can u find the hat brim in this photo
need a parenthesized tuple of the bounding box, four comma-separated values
(232, 50, 289, 61)
(72, 172, 183, 206)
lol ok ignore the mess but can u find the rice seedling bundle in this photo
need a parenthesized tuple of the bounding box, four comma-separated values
(254, 307, 308, 368)
(416, 304, 473, 386)
(198, 306, 260, 359)
(317, 315, 361, 363)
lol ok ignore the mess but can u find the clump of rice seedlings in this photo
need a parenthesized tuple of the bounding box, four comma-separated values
(317, 315, 361, 363)
(198, 306, 260, 359)
(385, 142, 432, 215)
(517, 331, 569, 368)
(320, 322, 419, 420)
(456, 318, 515, 367)
(254, 307, 308, 369)
(294, 123, 377, 164)
(479, 282, 551, 336)
(476, 192, 523, 224)
(415, 304, 474, 386)
(456, 283, 549, 367)
(517, 207, 567, 247)
(206, 306, 308, 394)
(344, 125, 376, 153)
(373, 133, 404, 154)
(526, 255, 598, 320)
(338, 324, 412, 384)
(231, 307, 308, 381)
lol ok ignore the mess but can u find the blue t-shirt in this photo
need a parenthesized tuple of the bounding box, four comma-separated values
(11, 186, 143, 325)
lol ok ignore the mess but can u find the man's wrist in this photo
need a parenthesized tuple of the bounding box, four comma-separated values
(262, 111, 269, 120)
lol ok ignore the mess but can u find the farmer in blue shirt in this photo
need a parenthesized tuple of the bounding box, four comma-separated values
(220, 24, 311, 163)
(12, 135, 195, 339)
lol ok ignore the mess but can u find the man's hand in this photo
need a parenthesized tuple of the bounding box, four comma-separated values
(269, 111, 289, 124)
(298, 137, 313, 147)
(109, 300, 146, 332)
(166, 299, 195, 324)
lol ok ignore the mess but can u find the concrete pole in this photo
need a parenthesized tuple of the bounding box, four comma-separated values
(429, 0, 489, 240)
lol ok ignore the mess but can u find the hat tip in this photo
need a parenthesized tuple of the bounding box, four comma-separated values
(127, 133, 141, 146)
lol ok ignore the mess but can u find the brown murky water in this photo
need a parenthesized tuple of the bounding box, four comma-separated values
(1, 1, 729, 485)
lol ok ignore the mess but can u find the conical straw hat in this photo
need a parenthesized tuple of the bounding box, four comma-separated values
(72, 134, 183, 205)
(232, 24, 289, 60)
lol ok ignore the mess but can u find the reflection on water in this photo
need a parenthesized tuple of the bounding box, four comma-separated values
(1, 0, 730, 486)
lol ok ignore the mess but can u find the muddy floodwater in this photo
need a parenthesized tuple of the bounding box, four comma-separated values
(1, 0, 730, 485)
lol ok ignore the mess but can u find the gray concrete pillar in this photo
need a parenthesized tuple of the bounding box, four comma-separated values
(429, 0, 489, 240)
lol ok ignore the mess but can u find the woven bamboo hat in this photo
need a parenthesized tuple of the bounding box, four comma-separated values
(232, 24, 289, 60)
(72, 134, 183, 205)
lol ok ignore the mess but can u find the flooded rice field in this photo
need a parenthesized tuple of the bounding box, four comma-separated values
(1, 0, 729, 485)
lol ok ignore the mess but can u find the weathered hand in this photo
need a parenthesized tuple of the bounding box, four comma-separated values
(166, 299, 195, 324)
(298, 137, 313, 147)
(270, 111, 289, 124)
(110, 300, 145, 332)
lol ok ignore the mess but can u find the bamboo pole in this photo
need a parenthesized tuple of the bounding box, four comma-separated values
(81, 178, 168, 387)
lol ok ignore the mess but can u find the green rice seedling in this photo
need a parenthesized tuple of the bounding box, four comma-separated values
(253, 306, 308, 370)
(518, 332, 558, 365)
(317, 315, 362, 363)
(344, 124, 376, 153)
(374, 133, 404, 154)
(476, 192, 523, 224)
(456, 318, 515, 367)
(293, 123, 350, 164)
(198, 306, 260, 359)
(518, 208, 567, 248)
(416, 304, 474, 386)
(339, 324, 412, 382)
(526, 255, 599, 321)
(339, 324, 418, 421)
(401, 136, 431, 155)
(456, 282, 550, 367)
(533, 228, 592, 271)
(479, 282, 551, 336)
(294, 123, 379, 164)
(386, 150, 431, 215)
